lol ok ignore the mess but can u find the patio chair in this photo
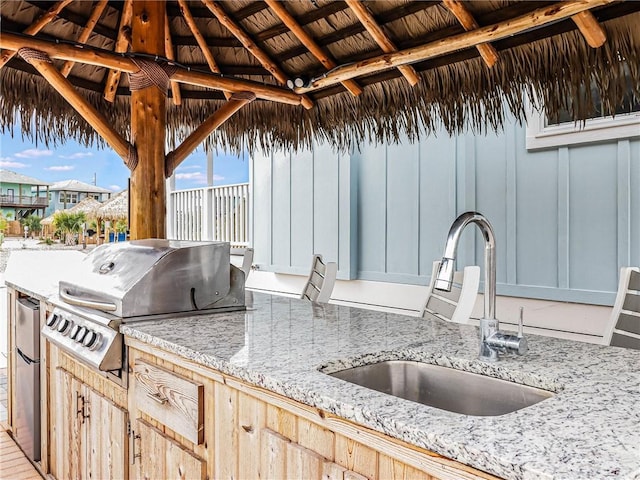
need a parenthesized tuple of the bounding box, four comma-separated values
(241, 247, 254, 279)
(603, 267, 640, 350)
(420, 260, 480, 324)
(301, 254, 338, 304)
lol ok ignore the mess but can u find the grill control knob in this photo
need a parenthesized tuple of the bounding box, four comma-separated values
(46, 313, 60, 328)
(70, 324, 82, 340)
(82, 330, 101, 350)
(73, 326, 87, 343)
(57, 318, 73, 335)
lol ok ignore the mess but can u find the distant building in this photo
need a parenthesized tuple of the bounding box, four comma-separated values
(0, 169, 50, 220)
(45, 179, 113, 217)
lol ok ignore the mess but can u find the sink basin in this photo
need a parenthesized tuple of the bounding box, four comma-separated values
(328, 360, 553, 416)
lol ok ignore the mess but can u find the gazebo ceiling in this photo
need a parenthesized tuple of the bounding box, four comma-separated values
(1, 0, 639, 153)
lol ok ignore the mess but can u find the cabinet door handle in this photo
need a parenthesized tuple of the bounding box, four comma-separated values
(147, 392, 169, 405)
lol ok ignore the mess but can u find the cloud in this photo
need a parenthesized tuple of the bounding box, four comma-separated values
(15, 148, 53, 158)
(0, 160, 30, 168)
(59, 152, 94, 159)
(174, 172, 224, 184)
(45, 165, 75, 171)
(176, 165, 201, 171)
(108, 184, 121, 191)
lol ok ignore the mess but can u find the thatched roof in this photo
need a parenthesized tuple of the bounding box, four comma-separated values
(96, 189, 128, 221)
(67, 196, 102, 217)
(1, 1, 639, 154)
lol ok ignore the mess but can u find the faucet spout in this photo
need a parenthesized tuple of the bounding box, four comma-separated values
(434, 211, 496, 320)
(435, 211, 526, 362)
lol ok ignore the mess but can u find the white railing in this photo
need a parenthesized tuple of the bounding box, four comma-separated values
(170, 183, 249, 246)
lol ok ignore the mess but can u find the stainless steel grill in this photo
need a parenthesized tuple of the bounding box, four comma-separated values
(43, 239, 246, 382)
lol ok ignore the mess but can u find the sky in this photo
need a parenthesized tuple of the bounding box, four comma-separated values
(0, 130, 249, 192)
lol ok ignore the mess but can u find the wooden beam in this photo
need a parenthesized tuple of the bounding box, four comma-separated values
(345, 0, 419, 86)
(264, 0, 363, 97)
(442, 0, 499, 68)
(60, 0, 109, 78)
(166, 92, 256, 176)
(178, 0, 231, 100)
(572, 11, 607, 48)
(296, 0, 615, 93)
(19, 52, 131, 162)
(201, 0, 314, 109)
(164, 13, 182, 105)
(0, 0, 72, 69)
(0, 32, 305, 106)
(103, 0, 133, 102)
(130, 0, 166, 240)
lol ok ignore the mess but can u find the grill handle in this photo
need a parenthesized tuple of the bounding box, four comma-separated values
(60, 288, 118, 312)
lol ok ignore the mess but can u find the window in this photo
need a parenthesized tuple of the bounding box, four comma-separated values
(60, 192, 78, 204)
(526, 70, 640, 150)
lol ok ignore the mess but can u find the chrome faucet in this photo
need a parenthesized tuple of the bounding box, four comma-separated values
(434, 212, 527, 362)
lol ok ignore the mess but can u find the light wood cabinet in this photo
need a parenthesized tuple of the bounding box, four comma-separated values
(52, 368, 129, 480)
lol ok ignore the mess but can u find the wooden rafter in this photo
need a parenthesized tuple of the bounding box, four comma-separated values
(166, 92, 256, 177)
(0, 0, 73, 69)
(0, 32, 305, 106)
(178, 0, 231, 100)
(345, 0, 419, 86)
(103, 0, 134, 102)
(264, 0, 363, 97)
(295, 0, 615, 93)
(22, 54, 131, 162)
(201, 0, 314, 110)
(572, 11, 607, 48)
(442, 0, 499, 68)
(165, 13, 182, 106)
(60, 0, 109, 78)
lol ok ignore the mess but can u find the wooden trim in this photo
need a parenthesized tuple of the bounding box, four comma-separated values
(25, 57, 131, 161)
(164, 12, 182, 105)
(166, 92, 256, 176)
(103, 0, 133, 102)
(442, 0, 499, 68)
(178, 0, 231, 100)
(201, 0, 314, 109)
(264, 0, 363, 97)
(345, 0, 419, 86)
(0, 32, 305, 106)
(572, 10, 607, 48)
(296, 0, 615, 93)
(0, 0, 72, 69)
(60, 0, 109, 78)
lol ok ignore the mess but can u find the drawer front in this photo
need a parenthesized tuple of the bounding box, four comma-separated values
(133, 359, 204, 444)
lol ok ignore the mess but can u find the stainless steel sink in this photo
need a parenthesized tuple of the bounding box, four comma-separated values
(328, 360, 554, 416)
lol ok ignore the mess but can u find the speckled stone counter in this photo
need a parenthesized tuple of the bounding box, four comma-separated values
(121, 292, 640, 480)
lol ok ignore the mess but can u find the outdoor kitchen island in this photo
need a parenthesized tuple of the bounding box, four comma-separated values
(5, 257, 640, 480)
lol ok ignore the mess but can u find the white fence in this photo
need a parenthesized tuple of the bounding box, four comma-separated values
(169, 183, 249, 246)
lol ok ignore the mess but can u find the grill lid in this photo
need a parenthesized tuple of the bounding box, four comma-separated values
(59, 239, 236, 318)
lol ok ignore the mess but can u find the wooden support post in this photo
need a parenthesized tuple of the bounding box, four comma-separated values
(201, 0, 314, 110)
(104, 0, 134, 102)
(130, 1, 167, 240)
(0, 0, 73, 69)
(20, 53, 131, 161)
(60, 0, 109, 77)
(264, 0, 363, 97)
(442, 0, 499, 68)
(344, 0, 419, 86)
(572, 11, 607, 48)
(166, 92, 256, 176)
(295, 0, 614, 92)
(164, 13, 182, 105)
(0, 32, 305, 106)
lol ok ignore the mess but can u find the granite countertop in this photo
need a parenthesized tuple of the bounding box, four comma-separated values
(121, 292, 640, 480)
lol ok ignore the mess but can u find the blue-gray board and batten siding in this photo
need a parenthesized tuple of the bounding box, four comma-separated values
(251, 120, 640, 306)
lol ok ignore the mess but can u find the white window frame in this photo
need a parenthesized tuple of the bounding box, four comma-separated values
(526, 107, 640, 150)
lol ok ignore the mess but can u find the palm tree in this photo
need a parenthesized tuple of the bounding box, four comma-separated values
(21, 215, 43, 237)
(53, 211, 86, 246)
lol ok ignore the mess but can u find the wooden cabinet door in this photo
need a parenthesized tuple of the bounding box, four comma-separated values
(53, 368, 84, 480)
(135, 418, 206, 480)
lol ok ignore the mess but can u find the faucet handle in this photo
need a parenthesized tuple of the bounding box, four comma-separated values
(518, 307, 524, 338)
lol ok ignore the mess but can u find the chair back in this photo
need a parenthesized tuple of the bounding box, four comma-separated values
(301, 254, 338, 304)
(420, 260, 480, 324)
(604, 267, 640, 350)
